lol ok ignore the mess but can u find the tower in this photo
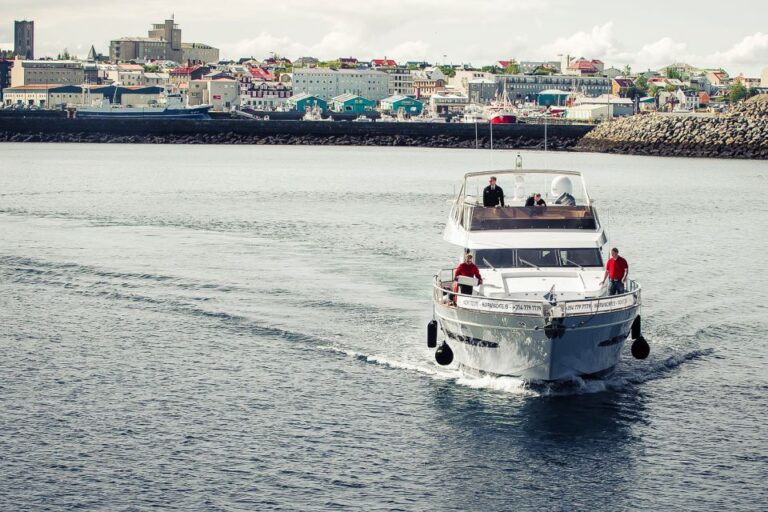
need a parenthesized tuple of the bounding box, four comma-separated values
(14, 20, 34, 60)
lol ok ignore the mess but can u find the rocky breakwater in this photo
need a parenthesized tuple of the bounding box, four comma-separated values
(576, 98, 768, 160)
(0, 116, 591, 151)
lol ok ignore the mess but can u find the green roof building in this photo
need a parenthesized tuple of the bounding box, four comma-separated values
(287, 93, 327, 112)
(380, 95, 423, 116)
(330, 93, 375, 113)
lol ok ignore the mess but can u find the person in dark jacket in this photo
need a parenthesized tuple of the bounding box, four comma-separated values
(525, 193, 547, 207)
(483, 176, 505, 207)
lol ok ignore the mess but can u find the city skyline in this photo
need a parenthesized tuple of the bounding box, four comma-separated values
(1, 0, 767, 76)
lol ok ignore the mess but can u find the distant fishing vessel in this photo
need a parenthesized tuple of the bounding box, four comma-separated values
(76, 93, 211, 120)
(427, 169, 650, 381)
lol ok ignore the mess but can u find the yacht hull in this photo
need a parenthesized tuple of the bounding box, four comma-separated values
(434, 302, 639, 381)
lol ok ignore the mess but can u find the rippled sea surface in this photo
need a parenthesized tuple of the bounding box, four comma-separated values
(1, 144, 767, 511)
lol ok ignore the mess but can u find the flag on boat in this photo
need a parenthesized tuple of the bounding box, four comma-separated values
(544, 285, 557, 304)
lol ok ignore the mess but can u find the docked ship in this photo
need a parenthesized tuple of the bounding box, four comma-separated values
(76, 93, 211, 120)
(427, 169, 649, 381)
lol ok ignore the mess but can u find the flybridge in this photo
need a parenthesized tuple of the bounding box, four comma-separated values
(467, 206, 598, 231)
(449, 169, 600, 232)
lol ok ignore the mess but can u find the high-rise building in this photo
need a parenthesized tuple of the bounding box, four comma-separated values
(14, 20, 34, 60)
(110, 18, 218, 64)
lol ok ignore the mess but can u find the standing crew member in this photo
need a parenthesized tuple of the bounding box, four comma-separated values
(454, 253, 483, 298)
(483, 176, 505, 207)
(600, 247, 629, 295)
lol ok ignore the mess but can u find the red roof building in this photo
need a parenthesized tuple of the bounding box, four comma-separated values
(249, 66, 275, 81)
(371, 59, 397, 68)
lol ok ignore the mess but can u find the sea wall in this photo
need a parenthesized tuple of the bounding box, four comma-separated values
(0, 116, 593, 150)
(576, 99, 768, 159)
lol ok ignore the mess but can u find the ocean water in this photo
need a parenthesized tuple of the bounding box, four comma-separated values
(1, 143, 766, 511)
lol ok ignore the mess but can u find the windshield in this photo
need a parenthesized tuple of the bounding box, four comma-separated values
(474, 248, 603, 268)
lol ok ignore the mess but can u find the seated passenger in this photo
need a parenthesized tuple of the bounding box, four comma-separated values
(525, 193, 547, 207)
(483, 176, 505, 207)
(554, 192, 576, 206)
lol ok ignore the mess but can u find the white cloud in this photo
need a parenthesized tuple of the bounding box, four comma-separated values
(711, 32, 768, 72)
(542, 22, 617, 59)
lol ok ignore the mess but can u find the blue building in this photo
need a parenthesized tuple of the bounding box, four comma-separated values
(379, 95, 423, 116)
(537, 89, 570, 107)
(330, 93, 375, 113)
(287, 93, 327, 112)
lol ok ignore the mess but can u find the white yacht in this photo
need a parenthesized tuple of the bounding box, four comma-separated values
(428, 169, 649, 381)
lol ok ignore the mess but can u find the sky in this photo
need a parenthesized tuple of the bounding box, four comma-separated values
(2, 0, 768, 76)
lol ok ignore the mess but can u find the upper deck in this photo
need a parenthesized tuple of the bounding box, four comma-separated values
(445, 169, 604, 248)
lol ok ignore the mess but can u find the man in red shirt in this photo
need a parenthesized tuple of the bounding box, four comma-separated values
(600, 247, 629, 295)
(454, 253, 483, 297)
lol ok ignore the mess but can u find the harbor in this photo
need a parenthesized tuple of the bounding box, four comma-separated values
(1, 144, 766, 510)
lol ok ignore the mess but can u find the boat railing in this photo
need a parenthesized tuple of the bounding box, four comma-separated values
(433, 271, 640, 318)
(462, 204, 598, 231)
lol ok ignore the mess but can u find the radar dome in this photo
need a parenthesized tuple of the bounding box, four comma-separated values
(551, 176, 573, 197)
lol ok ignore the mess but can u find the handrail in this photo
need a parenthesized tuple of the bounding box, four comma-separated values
(433, 272, 641, 317)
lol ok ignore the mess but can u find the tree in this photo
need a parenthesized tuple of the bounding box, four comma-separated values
(504, 62, 520, 74)
(143, 64, 159, 73)
(438, 65, 456, 78)
(480, 65, 500, 74)
(665, 68, 683, 80)
(648, 85, 660, 98)
(634, 75, 649, 96)
(664, 83, 677, 92)
(729, 82, 748, 103)
(622, 64, 632, 77)
(57, 48, 72, 60)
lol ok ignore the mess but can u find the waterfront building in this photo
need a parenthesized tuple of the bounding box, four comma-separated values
(287, 93, 327, 112)
(187, 78, 238, 111)
(467, 79, 497, 105)
(239, 78, 291, 110)
(292, 68, 389, 101)
(330, 93, 375, 113)
(0, 60, 12, 100)
(566, 104, 610, 122)
(429, 93, 468, 115)
(14, 21, 34, 60)
(379, 95, 423, 116)
(10, 60, 85, 87)
(574, 95, 635, 116)
(110, 19, 219, 64)
(468, 74, 612, 104)
(1, 84, 164, 108)
(3, 84, 53, 107)
(382, 67, 413, 97)
(537, 89, 571, 107)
